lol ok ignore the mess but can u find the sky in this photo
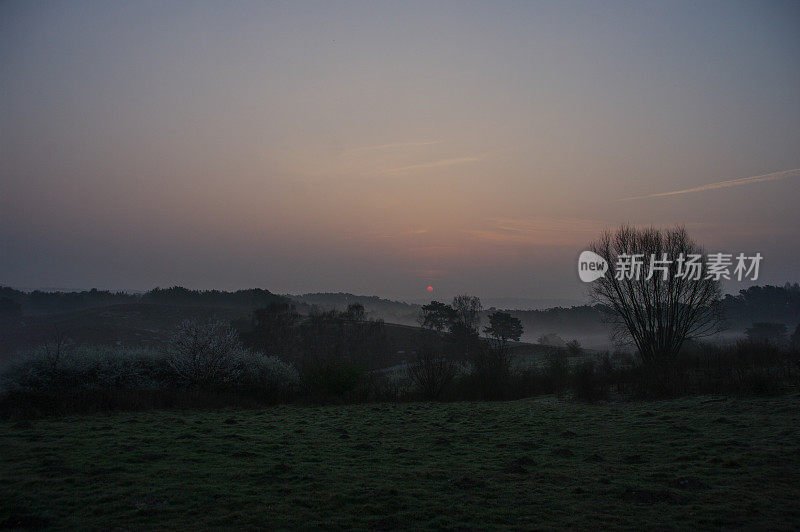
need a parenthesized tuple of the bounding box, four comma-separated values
(1, 0, 799, 301)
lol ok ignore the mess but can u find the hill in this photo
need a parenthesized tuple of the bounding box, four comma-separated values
(0, 304, 250, 364)
(288, 292, 421, 325)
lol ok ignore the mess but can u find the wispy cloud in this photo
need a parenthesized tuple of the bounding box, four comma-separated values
(345, 140, 441, 154)
(372, 156, 482, 175)
(468, 217, 607, 245)
(414, 268, 448, 279)
(367, 228, 429, 239)
(618, 168, 800, 201)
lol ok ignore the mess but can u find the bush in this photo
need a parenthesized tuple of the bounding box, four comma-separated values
(0, 319, 306, 416)
(233, 351, 300, 401)
(506, 366, 549, 399)
(706, 340, 787, 396)
(572, 360, 609, 402)
(351, 369, 412, 403)
(4, 322, 798, 418)
(408, 346, 457, 400)
(0, 345, 168, 394)
(614, 340, 796, 399)
(745, 322, 788, 345)
(544, 350, 570, 398)
(565, 340, 583, 357)
(167, 319, 245, 387)
(301, 360, 366, 400)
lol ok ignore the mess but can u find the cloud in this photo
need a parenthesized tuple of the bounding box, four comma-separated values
(468, 217, 608, 245)
(372, 156, 483, 175)
(367, 228, 428, 239)
(618, 168, 800, 201)
(345, 141, 441, 154)
(414, 268, 448, 279)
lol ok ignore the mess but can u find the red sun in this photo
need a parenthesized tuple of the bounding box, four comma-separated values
(426, 286, 434, 292)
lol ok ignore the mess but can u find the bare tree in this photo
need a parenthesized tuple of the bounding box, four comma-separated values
(589, 226, 722, 366)
(407, 342, 457, 400)
(42, 327, 73, 371)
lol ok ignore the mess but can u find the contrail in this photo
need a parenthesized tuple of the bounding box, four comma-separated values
(373, 156, 482, 175)
(345, 141, 441, 153)
(618, 168, 800, 201)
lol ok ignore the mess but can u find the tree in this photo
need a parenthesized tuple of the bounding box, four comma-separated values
(476, 311, 524, 397)
(565, 339, 583, 357)
(588, 225, 722, 367)
(167, 320, 244, 386)
(792, 323, 800, 349)
(537, 333, 566, 347)
(408, 343, 457, 400)
(745, 322, 788, 345)
(450, 295, 483, 359)
(343, 303, 366, 321)
(483, 311, 523, 356)
(452, 294, 482, 334)
(418, 301, 457, 332)
(250, 302, 301, 358)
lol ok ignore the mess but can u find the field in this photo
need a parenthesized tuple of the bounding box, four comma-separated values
(2, 395, 799, 529)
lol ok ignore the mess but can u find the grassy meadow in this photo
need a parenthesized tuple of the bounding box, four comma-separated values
(2, 394, 799, 529)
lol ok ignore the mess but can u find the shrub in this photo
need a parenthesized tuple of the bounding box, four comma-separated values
(537, 333, 566, 347)
(572, 360, 609, 402)
(301, 360, 366, 400)
(351, 369, 411, 403)
(408, 346, 457, 400)
(506, 366, 549, 399)
(0, 345, 168, 394)
(565, 340, 583, 357)
(233, 351, 300, 400)
(470, 346, 514, 400)
(544, 350, 570, 397)
(614, 340, 795, 399)
(167, 319, 245, 387)
(791, 323, 800, 349)
(719, 341, 785, 396)
(745, 322, 788, 345)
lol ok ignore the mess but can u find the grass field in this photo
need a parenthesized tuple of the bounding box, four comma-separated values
(2, 395, 799, 529)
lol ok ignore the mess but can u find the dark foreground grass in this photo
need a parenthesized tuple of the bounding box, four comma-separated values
(1, 395, 799, 530)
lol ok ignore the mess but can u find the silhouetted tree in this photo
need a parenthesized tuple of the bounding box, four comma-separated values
(483, 311, 522, 356)
(589, 225, 722, 367)
(538, 333, 566, 347)
(450, 294, 483, 359)
(418, 301, 457, 332)
(299, 307, 388, 372)
(565, 339, 583, 357)
(719, 284, 800, 329)
(342, 303, 366, 321)
(452, 294, 482, 334)
(472, 311, 524, 398)
(745, 322, 788, 345)
(250, 302, 301, 358)
(408, 341, 457, 400)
